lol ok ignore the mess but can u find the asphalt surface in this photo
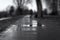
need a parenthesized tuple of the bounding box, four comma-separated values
(0, 15, 60, 40)
(0, 15, 37, 40)
(38, 17, 60, 40)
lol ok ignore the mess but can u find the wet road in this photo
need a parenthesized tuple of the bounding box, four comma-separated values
(0, 15, 60, 40)
(0, 15, 37, 40)
(38, 18, 60, 40)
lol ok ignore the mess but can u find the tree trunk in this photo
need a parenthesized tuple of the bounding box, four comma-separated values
(36, 0, 42, 18)
(36, 0, 42, 40)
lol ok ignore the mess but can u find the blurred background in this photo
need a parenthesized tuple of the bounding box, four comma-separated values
(0, 0, 60, 17)
(0, 0, 60, 40)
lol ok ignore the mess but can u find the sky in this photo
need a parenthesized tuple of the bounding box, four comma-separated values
(0, 0, 17, 11)
(41, 0, 52, 14)
(24, 0, 37, 12)
(0, 0, 37, 12)
(41, 0, 47, 10)
(0, 0, 50, 13)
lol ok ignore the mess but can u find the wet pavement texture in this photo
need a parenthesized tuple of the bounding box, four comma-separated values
(0, 15, 60, 40)
(0, 15, 37, 40)
(38, 18, 60, 40)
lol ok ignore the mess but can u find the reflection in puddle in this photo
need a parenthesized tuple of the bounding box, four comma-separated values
(22, 20, 37, 31)
(5, 25, 17, 33)
(25, 15, 30, 18)
(22, 28, 31, 31)
(3, 25, 18, 37)
(22, 24, 30, 27)
(41, 24, 46, 29)
(32, 20, 37, 27)
(32, 28, 36, 31)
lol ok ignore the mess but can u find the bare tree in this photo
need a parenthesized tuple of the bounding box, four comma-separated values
(13, 0, 42, 16)
(16, 0, 22, 7)
(36, 1, 42, 40)
(36, 0, 42, 18)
